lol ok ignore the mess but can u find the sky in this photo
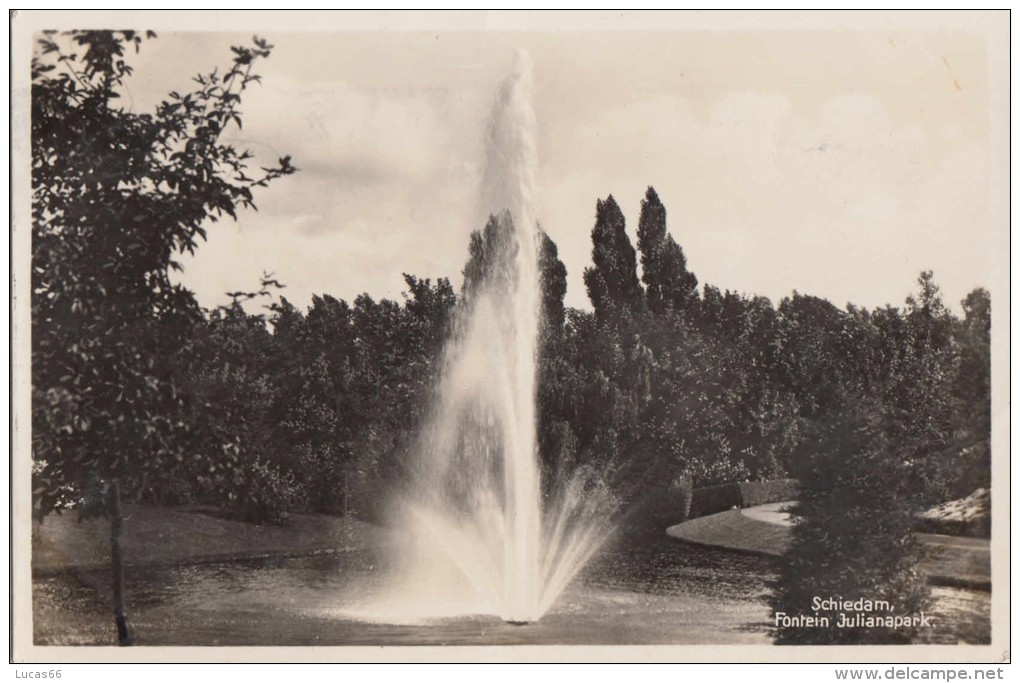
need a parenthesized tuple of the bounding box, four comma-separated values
(107, 26, 995, 315)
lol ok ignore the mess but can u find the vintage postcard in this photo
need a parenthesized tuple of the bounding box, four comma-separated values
(10, 10, 1010, 663)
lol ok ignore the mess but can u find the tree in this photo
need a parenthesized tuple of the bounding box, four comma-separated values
(538, 231, 568, 339)
(899, 274, 958, 444)
(461, 211, 566, 342)
(771, 408, 930, 644)
(583, 195, 644, 322)
(534, 232, 574, 485)
(459, 213, 574, 487)
(31, 31, 294, 643)
(893, 272, 965, 503)
(461, 211, 517, 302)
(777, 293, 855, 417)
(955, 288, 991, 435)
(635, 186, 698, 315)
(402, 274, 456, 350)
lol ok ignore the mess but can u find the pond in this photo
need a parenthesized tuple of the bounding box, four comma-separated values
(32, 537, 989, 647)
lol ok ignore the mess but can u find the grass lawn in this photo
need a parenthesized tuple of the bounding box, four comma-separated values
(666, 503, 990, 591)
(667, 509, 791, 557)
(32, 504, 382, 574)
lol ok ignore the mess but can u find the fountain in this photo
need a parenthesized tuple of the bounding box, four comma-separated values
(363, 51, 615, 625)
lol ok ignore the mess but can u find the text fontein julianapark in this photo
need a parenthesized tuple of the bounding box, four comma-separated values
(774, 596, 936, 631)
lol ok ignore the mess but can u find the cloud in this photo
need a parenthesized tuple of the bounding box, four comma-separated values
(155, 32, 991, 317)
(174, 76, 494, 311)
(541, 89, 988, 312)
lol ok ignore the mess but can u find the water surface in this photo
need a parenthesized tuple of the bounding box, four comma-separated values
(33, 538, 989, 646)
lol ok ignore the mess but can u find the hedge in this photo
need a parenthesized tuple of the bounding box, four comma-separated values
(913, 515, 990, 539)
(690, 483, 742, 518)
(622, 478, 801, 533)
(737, 479, 800, 507)
(689, 478, 800, 520)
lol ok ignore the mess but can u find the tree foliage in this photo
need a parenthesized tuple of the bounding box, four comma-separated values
(636, 186, 698, 315)
(31, 31, 294, 517)
(583, 195, 644, 323)
(771, 408, 931, 644)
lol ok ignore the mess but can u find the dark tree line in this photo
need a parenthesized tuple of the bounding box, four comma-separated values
(179, 275, 456, 522)
(116, 185, 987, 534)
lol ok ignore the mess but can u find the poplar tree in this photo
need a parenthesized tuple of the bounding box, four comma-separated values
(583, 195, 644, 322)
(635, 186, 698, 315)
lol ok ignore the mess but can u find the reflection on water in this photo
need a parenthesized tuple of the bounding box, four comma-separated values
(32, 538, 989, 646)
(585, 541, 774, 601)
(34, 540, 776, 646)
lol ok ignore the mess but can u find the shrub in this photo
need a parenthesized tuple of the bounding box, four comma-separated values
(737, 479, 800, 507)
(610, 475, 695, 547)
(771, 410, 930, 644)
(681, 478, 801, 521)
(911, 440, 991, 508)
(675, 475, 694, 522)
(690, 482, 741, 518)
(913, 515, 990, 539)
(287, 444, 352, 514)
(131, 471, 196, 507)
(913, 487, 990, 539)
(236, 460, 305, 526)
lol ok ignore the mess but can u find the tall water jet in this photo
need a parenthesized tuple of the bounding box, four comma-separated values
(372, 50, 614, 624)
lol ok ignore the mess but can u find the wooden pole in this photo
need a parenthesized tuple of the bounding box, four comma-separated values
(108, 480, 132, 646)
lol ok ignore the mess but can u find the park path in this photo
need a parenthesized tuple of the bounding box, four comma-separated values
(666, 501, 990, 590)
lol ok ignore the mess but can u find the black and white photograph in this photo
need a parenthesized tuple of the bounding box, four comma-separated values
(10, 10, 1009, 662)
